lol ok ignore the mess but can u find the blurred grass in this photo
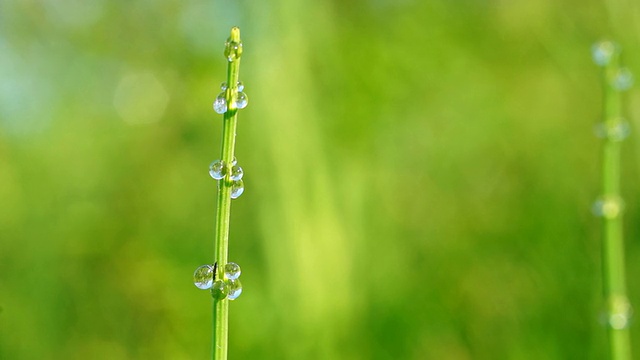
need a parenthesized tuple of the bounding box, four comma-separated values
(1, 0, 640, 359)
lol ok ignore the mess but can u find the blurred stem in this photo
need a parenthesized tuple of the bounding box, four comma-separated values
(213, 26, 242, 360)
(600, 48, 632, 360)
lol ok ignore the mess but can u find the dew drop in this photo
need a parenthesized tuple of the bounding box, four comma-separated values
(193, 264, 215, 290)
(227, 279, 243, 300)
(225, 41, 242, 62)
(230, 179, 244, 199)
(594, 119, 630, 141)
(209, 160, 226, 180)
(236, 81, 244, 92)
(211, 279, 229, 300)
(592, 196, 624, 219)
(235, 92, 249, 109)
(592, 41, 617, 67)
(613, 68, 634, 91)
(230, 166, 244, 181)
(213, 93, 227, 114)
(231, 156, 237, 166)
(220, 82, 228, 91)
(224, 262, 241, 280)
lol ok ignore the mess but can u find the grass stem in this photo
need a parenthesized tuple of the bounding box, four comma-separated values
(212, 26, 243, 360)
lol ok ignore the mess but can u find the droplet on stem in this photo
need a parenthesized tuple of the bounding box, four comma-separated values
(224, 262, 241, 280)
(193, 264, 215, 290)
(230, 180, 245, 199)
(592, 41, 618, 67)
(213, 93, 227, 114)
(594, 119, 630, 142)
(592, 196, 624, 219)
(612, 68, 634, 91)
(236, 81, 244, 92)
(209, 160, 226, 180)
(230, 166, 244, 181)
(227, 279, 243, 300)
(235, 92, 248, 109)
(211, 279, 229, 300)
(220, 82, 228, 91)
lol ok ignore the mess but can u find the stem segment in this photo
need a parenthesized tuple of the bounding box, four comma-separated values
(599, 46, 632, 360)
(213, 27, 243, 360)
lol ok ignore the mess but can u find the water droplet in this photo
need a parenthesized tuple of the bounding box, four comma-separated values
(230, 179, 244, 199)
(224, 262, 241, 280)
(613, 67, 634, 91)
(225, 41, 243, 62)
(211, 279, 229, 300)
(236, 81, 244, 92)
(231, 156, 237, 166)
(227, 279, 243, 300)
(593, 196, 624, 219)
(220, 82, 228, 91)
(230, 166, 244, 181)
(592, 41, 618, 67)
(594, 119, 630, 141)
(213, 93, 227, 114)
(209, 160, 226, 180)
(235, 92, 248, 109)
(609, 296, 632, 330)
(193, 264, 215, 290)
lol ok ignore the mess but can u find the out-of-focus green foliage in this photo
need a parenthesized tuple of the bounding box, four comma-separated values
(1, 1, 640, 359)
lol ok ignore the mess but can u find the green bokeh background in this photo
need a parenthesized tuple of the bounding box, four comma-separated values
(2, 1, 640, 359)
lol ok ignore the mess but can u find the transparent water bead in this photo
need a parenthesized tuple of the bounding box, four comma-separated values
(227, 279, 243, 300)
(231, 156, 237, 166)
(211, 279, 229, 300)
(209, 160, 226, 180)
(592, 196, 624, 219)
(612, 68, 634, 91)
(230, 166, 244, 181)
(224, 262, 241, 280)
(592, 41, 618, 67)
(236, 81, 244, 92)
(213, 93, 227, 114)
(594, 119, 630, 141)
(220, 82, 228, 91)
(234, 92, 248, 109)
(230, 179, 245, 199)
(225, 41, 243, 62)
(193, 264, 215, 290)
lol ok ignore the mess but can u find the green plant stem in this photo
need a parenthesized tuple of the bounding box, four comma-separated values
(601, 51, 632, 360)
(213, 27, 242, 360)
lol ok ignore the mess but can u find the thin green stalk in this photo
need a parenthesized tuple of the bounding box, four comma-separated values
(213, 27, 243, 360)
(594, 41, 632, 360)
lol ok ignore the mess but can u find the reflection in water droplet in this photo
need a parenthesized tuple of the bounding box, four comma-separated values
(592, 196, 624, 219)
(236, 81, 244, 92)
(235, 92, 248, 109)
(211, 279, 229, 300)
(193, 264, 215, 290)
(224, 262, 241, 280)
(592, 41, 617, 67)
(213, 93, 227, 114)
(230, 166, 244, 181)
(220, 82, 228, 91)
(613, 68, 634, 91)
(209, 160, 226, 180)
(231, 156, 237, 166)
(227, 279, 243, 300)
(230, 180, 244, 199)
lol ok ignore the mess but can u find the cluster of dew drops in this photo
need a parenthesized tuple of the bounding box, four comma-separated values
(209, 156, 245, 199)
(591, 41, 634, 224)
(194, 262, 243, 300)
(213, 81, 248, 115)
